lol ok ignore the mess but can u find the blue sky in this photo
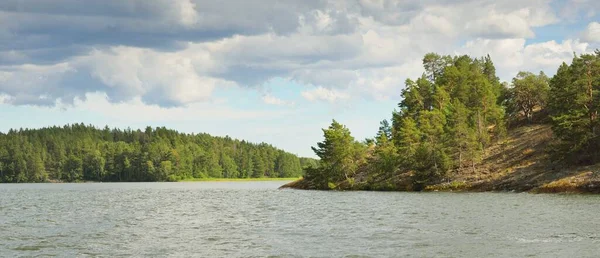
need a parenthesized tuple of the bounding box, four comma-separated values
(0, 0, 599, 157)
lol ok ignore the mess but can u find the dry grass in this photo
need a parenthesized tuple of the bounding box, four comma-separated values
(287, 119, 600, 193)
(425, 181, 471, 192)
(447, 124, 553, 190)
(535, 173, 589, 193)
(446, 123, 600, 193)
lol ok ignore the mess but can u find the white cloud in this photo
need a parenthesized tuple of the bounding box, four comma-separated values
(459, 38, 590, 81)
(353, 59, 424, 99)
(73, 93, 287, 123)
(560, 0, 600, 20)
(524, 39, 589, 67)
(0, 62, 77, 105)
(302, 87, 350, 103)
(356, 0, 557, 37)
(170, 0, 199, 26)
(0, 94, 11, 104)
(583, 22, 600, 42)
(79, 46, 233, 106)
(0, 0, 588, 107)
(465, 9, 535, 38)
(261, 94, 294, 106)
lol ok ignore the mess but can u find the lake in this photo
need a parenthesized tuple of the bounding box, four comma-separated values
(1, 182, 599, 257)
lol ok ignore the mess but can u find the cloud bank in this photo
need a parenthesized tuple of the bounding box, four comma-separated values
(0, 0, 597, 106)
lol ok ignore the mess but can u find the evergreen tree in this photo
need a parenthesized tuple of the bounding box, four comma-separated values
(389, 53, 506, 188)
(307, 120, 365, 189)
(64, 155, 83, 182)
(370, 127, 399, 177)
(220, 153, 239, 178)
(548, 52, 600, 163)
(0, 124, 311, 182)
(252, 153, 266, 178)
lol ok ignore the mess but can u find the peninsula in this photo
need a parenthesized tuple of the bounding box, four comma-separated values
(283, 52, 600, 193)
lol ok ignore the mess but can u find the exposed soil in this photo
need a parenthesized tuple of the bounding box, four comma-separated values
(281, 123, 600, 193)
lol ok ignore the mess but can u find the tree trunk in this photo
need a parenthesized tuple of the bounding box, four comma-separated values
(458, 149, 463, 169)
(477, 110, 483, 146)
(587, 62, 596, 136)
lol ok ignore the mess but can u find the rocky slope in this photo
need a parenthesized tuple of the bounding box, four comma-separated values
(281, 124, 600, 193)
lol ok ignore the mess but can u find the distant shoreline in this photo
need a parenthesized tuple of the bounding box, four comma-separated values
(0, 178, 301, 184)
(178, 177, 300, 182)
(0, 124, 313, 184)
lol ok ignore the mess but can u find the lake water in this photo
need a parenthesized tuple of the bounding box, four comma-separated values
(1, 182, 599, 257)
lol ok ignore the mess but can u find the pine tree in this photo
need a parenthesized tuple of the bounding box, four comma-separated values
(307, 120, 364, 189)
(0, 124, 310, 182)
(64, 155, 83, 182)
(220, 153, 239, 178)
(370, 127, 399, 177)
(548, 52, 600, 163)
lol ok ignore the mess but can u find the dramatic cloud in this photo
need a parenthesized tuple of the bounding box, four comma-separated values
(0, 46, 233, 106)
(0, 0, 595, 106)
(0, 0, 337, 56)
(356, 0, 557, 38)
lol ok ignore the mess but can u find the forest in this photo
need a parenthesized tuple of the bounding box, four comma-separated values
(300, 50, 600, 191)
(0, 124, 315, 183)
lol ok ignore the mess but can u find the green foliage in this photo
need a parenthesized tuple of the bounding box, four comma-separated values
(548, 51, 600, 164)
(275, 152, 303, 178)
(411, 143, 451, 190)
(0, 124, 313, 182)
(508, 71, 550, 122)
(369, 130, 400, 177)
(252, 154, 267, 178)
(447, 100, 479, 169)
(299, 157, 318, 170)
(300, 50, 600, 191)
(394, 116, 421, 167)
(423, 52, 452, 82)
(220, 153, 238, 178)
(305, 120, 367, 189)
(327, 182, 337, 190)
(389, 54, 506, 188)
(64, 155, 83, 182)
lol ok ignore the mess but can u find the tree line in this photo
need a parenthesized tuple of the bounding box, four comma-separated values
(305, 50, 600, 190)
(0, 124, 315, 182)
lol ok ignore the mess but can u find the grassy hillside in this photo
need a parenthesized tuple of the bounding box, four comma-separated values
(431, 124, 600, 193)
(282, 123, 600, 193)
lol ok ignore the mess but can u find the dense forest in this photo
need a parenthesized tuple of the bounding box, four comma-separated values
(0, 124, 315, 183)
(298, 50, 600, 191)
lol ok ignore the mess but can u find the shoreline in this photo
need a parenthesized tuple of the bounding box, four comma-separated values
(1, 178, 301, 184)
(280, 176, 600, 194)
(178, 177, 300, 182)
(281, 124, 600, 194)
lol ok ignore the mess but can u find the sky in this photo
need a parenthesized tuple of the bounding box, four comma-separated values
(0, 0, 599, 157)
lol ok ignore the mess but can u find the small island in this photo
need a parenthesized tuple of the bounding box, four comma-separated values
(282, 52, 600, 193)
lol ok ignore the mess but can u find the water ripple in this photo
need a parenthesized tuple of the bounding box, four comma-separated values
(0, 182, 600, 257)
